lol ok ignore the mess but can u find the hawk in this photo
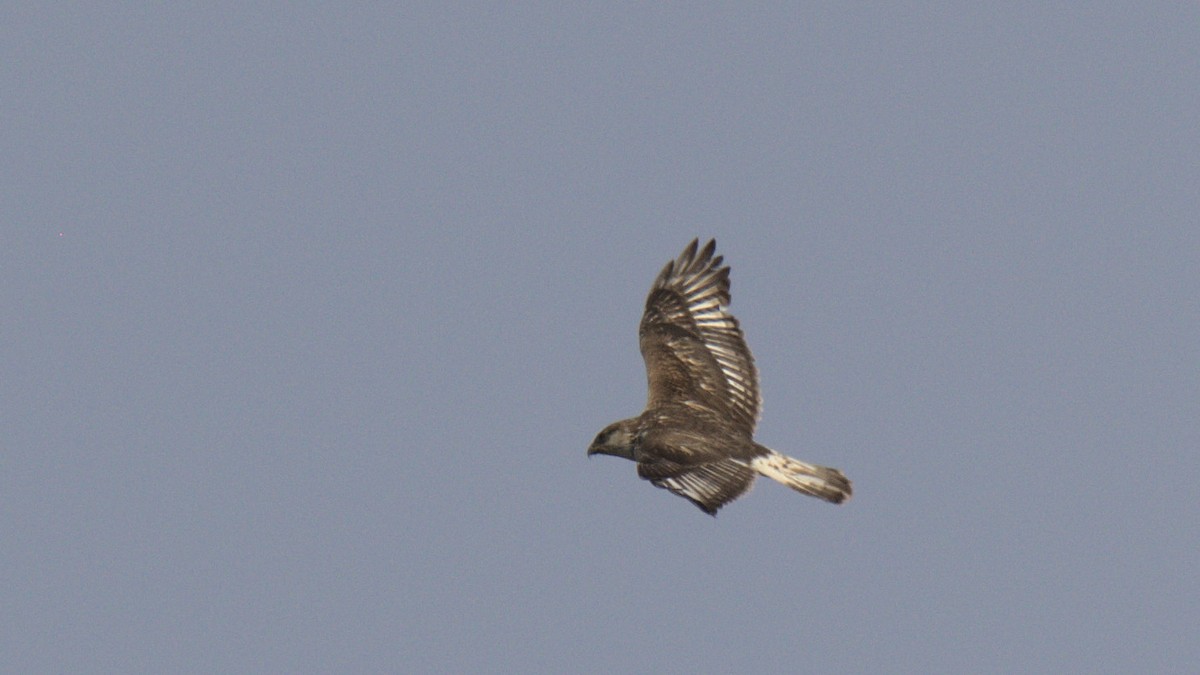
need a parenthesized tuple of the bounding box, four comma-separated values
(588, 239, 852, 515)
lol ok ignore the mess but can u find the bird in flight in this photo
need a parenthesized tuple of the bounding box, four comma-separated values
(588, 239, 852, 515)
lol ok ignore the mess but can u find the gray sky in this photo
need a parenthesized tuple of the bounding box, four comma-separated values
(4, 4, 1197, 672)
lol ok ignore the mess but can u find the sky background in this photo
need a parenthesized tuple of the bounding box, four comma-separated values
(3, 4, 1198, 672)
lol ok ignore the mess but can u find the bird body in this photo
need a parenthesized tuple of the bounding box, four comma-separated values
(588, 239, 851, 515)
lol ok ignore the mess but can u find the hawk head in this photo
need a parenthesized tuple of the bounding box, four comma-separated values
(587, 419, 639, 461)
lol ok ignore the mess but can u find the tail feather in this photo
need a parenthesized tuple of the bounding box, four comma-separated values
(749, 451, 852, 504)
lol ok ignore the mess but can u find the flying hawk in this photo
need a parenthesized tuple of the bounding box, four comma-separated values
(588, 239, 852, 515)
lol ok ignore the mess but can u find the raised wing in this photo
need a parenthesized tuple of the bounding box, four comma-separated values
(638, 239, 761, 433)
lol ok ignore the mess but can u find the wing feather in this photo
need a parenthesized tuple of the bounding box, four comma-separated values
(637, 458, 755, 515)
(639, 239, 762, 433)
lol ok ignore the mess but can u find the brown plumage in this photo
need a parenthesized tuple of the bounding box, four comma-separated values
(588, 239, 852, 515)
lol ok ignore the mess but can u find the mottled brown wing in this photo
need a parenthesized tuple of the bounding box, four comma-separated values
(639, 239, 761, 433)
(637, 457, 756, 515)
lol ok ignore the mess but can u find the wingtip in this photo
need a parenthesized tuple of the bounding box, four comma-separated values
(682, 237, 699, 258)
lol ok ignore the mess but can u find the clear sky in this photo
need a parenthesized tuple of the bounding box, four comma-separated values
(4, 4, 1197, 672)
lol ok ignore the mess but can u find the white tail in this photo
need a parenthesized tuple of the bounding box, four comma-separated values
(749, 451, 852, 504)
